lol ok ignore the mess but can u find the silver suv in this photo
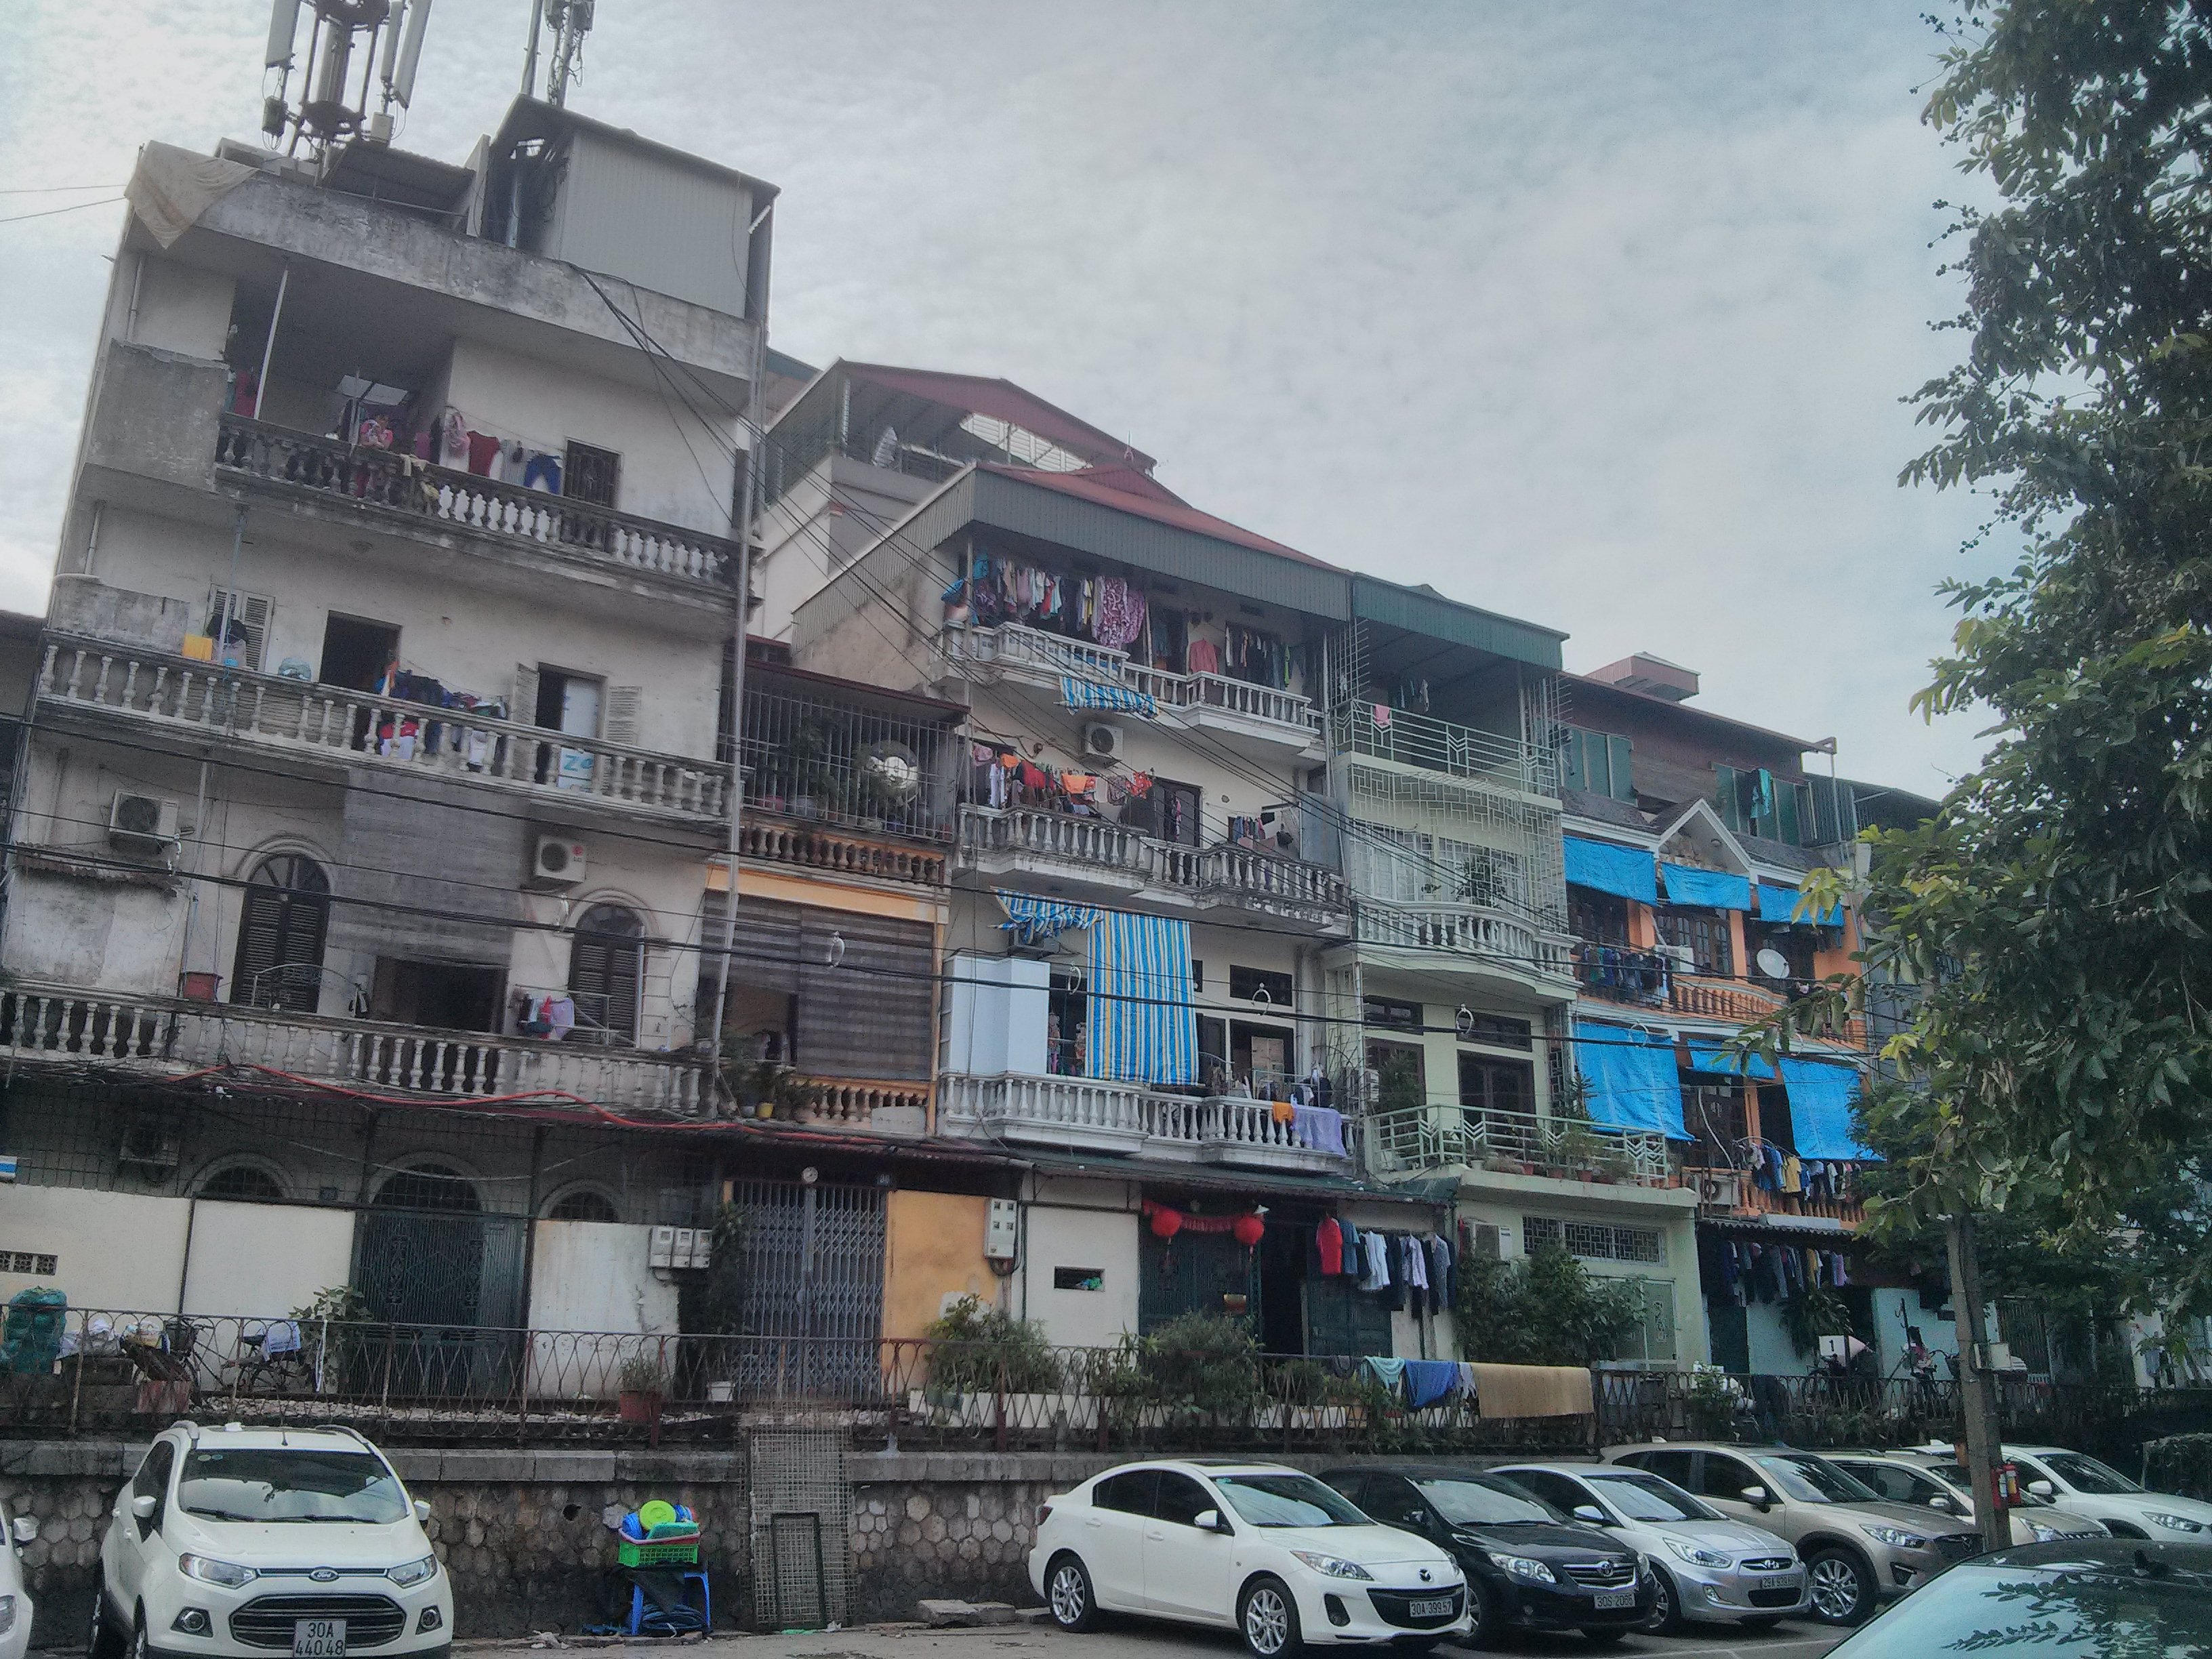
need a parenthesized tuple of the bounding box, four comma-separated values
(1607, 1443, 1980, 1625)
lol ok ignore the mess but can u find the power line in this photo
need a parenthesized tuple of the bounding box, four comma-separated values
(0, 197, 125, 226)
(0, 184, 126, 194)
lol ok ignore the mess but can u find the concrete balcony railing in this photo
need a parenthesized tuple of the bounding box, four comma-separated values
(0, 983, 710, 1116)
(214, 415, 737, 589)
(938, 1073, 1353, 1174)
(955, 806, 1349, 925)
(941, 622, 1319, 748)
(738, 819, 948, 888)
(39, 634, 730, 830)
(1355, 899, 1575, 984)
(1365, 1105, 1676, 1187)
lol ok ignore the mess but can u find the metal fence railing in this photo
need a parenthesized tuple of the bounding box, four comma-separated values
(0, 1307, 2188, 1456)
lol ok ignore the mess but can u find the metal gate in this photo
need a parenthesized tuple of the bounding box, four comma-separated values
(352, 1208, 527, 1398)
(729, 1179, 884, 1398)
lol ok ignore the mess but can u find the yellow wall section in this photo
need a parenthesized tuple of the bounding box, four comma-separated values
(882, 1189, 994, 1341)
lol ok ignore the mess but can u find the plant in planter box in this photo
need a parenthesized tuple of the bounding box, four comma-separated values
(1552, 1120, 1608, 1180)
(924, 1295, 1062, 1396)
(1141, 1311, 1262, 1424)
(617, 1350, 668, 1422)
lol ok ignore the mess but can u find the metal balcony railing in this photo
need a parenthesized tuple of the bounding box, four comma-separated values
(1356, 900, 1575, 982)
(939, 1073, 1354, 1172)
(38, 635, 729, 827)
(1330, 701, 1556, 795)
(1364, 1104, 1676, 1185)
(955, 806, 1349, 920)
(214, 416, 737, 586)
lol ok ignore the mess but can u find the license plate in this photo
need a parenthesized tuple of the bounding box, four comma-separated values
(1591, 1590, 1635, 1611)
(293, 1620, 346, 1658)
(1406, 1598, 1454, 1619)
(1759, 1576, 1795, 1591)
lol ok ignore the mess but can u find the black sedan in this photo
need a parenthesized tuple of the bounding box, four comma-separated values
(1822, 1538, 2212, 1656)
(1320, 1465, 1655, 1645)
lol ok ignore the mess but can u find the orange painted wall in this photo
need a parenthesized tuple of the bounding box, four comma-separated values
(882, 1189, 995, 1341)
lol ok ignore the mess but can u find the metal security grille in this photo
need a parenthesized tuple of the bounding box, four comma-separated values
(729, 1179, 884, 1396)
(1340, 762, 1567, 929)
(748, 1428, 851, 1630)
(1525, 1216, 1665, 1266)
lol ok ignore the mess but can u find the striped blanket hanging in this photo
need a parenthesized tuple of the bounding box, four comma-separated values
(995, 890, 1100, 945)
(1086, 909, 1196, 1085)
(1060, 676, 1157, 718)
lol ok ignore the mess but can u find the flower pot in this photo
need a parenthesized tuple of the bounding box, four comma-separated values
(705, 1380, 735, 1404)
(617, 1390, 662, 1424)
(180, 971, 223, 1001)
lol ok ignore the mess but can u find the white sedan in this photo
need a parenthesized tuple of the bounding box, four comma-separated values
(0, 1513, 35, 1659)
(1029, 1460, 1471, 1658)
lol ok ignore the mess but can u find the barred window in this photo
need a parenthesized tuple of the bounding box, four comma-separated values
(1521, 1215, 1664, 1265)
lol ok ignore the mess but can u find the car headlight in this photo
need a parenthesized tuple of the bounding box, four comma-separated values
(178, 1555, 258, 1587)
(1662, 1537, 1734, 1569)
(2025, 1521, 2064, 1542)
(2145, 1512, 2207, 1534)
(1486, 1552, 1557, 1585)
(1858, 1525, 1929, 1551)
(387, 1555, 439, 1586)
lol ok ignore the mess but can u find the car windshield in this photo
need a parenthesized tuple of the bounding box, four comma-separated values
(178, 1449, 408, 1524)
(2041, 1454, 2143, 1496)
(1416, 1477, 1561, 1527)
(1755, 1454, 1881, 1506)
(1585, 1472, 1721, 1523)
(1214, 1474, 1368, 1529)
(1823, 1559, 2212, 1658)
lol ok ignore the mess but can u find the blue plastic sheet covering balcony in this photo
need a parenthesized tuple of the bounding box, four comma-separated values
(1685, 1041, 1776, 1080)
(996, 890, 1099, 945)
(1778, 1056, 1877, 1160)
(1563, 834, 1658, 904)
(1571, 1022, 1689, 1140)
(1088, 909, 1197, 1086)
(1060, 676, 1156, 718)
(1660, 862, 1752, 911)
(1757, 881, 1844, 926)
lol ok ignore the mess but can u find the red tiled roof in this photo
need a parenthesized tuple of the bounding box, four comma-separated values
(980, 464, 1344, 572)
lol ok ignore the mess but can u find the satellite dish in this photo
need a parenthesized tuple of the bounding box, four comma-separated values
(1756, 947, 1792, 979)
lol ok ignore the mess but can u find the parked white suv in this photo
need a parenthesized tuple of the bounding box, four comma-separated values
(2002, 1444, 2212, 1540)
(1030, 1460, 1471, 1656)
(91, 1424, 451, 1659)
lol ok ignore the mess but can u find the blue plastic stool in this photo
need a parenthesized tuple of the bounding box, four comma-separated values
(626, 1569, 710, 1635)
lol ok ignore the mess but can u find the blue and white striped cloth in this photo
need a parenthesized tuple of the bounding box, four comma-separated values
(1060, 676, 1157, 718)
(995, 890, 1100, 945)
(1086, 909, 1197, 1085)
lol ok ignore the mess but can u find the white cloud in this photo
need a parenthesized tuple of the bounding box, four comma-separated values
(0, 0, 1996, 791)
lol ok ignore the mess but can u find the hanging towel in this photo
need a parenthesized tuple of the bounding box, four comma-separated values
(1404, 1359, 1459, 1411)
(1467, 1363, 1595, 1420)
(1361, 1356, 1407, 1399)
(1317, 1218, 1344, 1277)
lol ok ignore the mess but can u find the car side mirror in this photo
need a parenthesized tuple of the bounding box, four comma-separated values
(413, 1500, 432, 1525)
(1738, 1486, 1770, 1510)
(130, 1495, 157, 1522)
(1572, 1504, 1611, 1526)
(1927, 1493, 1955, 1513)
(2026, 1479, 2055, 1500)
(1193, 1509, 1229, 1535)
(10, 1517, 34, 1546)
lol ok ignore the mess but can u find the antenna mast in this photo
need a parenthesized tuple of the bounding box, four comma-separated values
(262, 0, 436, 155)
(542, 0, 596, 106)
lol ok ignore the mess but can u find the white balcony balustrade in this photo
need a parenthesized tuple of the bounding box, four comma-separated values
(939, 1073, 1353, 1173)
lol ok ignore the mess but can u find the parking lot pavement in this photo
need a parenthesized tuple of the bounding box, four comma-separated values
(658, 1614, 1845, 1659)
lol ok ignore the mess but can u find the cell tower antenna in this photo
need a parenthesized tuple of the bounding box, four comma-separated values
(260, 0, 436, 155)
(544, 0, 596, 107)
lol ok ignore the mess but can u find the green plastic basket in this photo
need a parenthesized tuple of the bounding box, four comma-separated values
(618, 1538, 700, 1568)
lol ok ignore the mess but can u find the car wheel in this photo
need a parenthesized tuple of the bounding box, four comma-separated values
(1645, 1567, 1684, 1635)
(1239, 1575, 1303, 1659)
(1804, 1548, 1875, 1626)
(1458, 1578, 1500, 1650)
(1044, 1552, 1100, 1633)
(85, 1588, 123, 1659)
(129, 1610, 149, 1659)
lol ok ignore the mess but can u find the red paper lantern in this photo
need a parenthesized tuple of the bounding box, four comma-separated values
(1232, 1212, 1266, 1248)
(1149, 1206, 1183, 1240)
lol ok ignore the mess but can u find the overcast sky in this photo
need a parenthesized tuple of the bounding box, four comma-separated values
(1, 1, 1994, 794)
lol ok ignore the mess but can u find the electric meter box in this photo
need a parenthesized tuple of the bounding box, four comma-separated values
(985, 1198, 1019, 1261)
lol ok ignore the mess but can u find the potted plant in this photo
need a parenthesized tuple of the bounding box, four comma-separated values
(617, 1351, 667, 1424)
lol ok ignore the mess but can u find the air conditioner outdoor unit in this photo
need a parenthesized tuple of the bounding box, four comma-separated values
(1656, 943, 1697, 970)
(108, 792, 180, 853)
(1081, 721, 1123, 761)
(531, 834, 588, 885)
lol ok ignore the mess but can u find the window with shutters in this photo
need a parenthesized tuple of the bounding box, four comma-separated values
(232, 854, 330, 1012)
(1656, 906, 1733, 975)
(602, 685, 642, 748)
(206, 589, 272, 672)
(568, 903, 643, 1044)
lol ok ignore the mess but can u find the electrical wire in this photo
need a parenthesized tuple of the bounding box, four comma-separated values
(0, 197, 125, 226)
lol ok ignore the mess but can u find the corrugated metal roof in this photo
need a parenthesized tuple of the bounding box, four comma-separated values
(842, 363, 1156, 472)
(1351, 575, 1565, 671)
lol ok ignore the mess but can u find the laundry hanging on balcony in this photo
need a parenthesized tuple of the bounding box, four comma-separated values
(994, 890, 1100, 945)
(1757, 881, 1844, 926)
(1570, 1021, 1689, 1140)
(1658, 862, 1752, 911)
(1563, 835, 1658, 904)
(1776, 1057, 1877, 1161)
(1087, 909, 1196, 1086)
(1059, 676, 1156, 718)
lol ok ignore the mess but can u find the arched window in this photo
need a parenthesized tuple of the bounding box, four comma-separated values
(548, 1189, 620, 1223)
(373, 1164, 481, 1212)
(198, 1163, 285, 1202)
(569, 904, 643, 1044)
(233, 854, 331, 1012)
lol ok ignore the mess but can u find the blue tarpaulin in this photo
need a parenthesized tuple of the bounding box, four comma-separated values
(1088, 909, 1197, 1086)
(1564, 835, 1658, 904)
(1660, 863, 1752, 911)
(1758, 882, 1844, 926)
(995, 890, 1099, 945)
(1060, 676, 1156, 718)
(1572, 1023, 1689, 1140)
(1686, 1042, 1776, 1080)
(1778, 1057, 1876, 1160)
